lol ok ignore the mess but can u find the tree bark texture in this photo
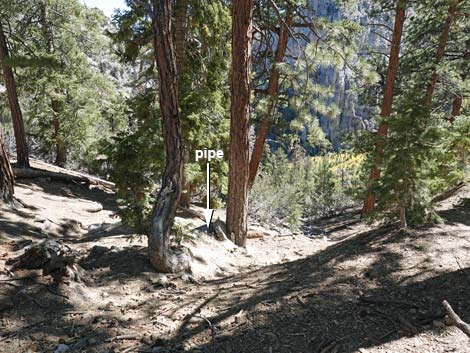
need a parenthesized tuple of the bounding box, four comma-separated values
(0, 20, 29, 168)
(149, 0, 188, 272)
(173, 0, 188, 86)
(248, 9, 292, 186)
(362, 0, 407, 215)
(0, 136, 14, 202)
(226, 0, 253, 247)
(423, 1, 461, 109)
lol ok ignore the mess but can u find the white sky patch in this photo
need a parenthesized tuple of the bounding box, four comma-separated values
(82, 0, 128, 18)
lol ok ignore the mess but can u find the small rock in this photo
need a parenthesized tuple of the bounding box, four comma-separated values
(141, 334, 153, 345)
(152, 347, 166, 353)
(53, 344, 70, 353)
(34, 215, 47, 223)
(83, 202, 103, 213)
(22, 188, 34, 195)
(90, 245, 109, 257)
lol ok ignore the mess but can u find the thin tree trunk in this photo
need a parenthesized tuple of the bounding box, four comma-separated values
(248, 9, 292, 186)
(226, 0, 253, 247)
(40, 1, 67, 167)
(51, 99, 67, 167)
(399, 205, 407, 229)
(0, 21, 29, 168)
(362, 0, 407, 215)
(423, 1, 461, 109)
(149, 0, 188, 272)
(449, 56, 467, 123)
(0, 136, 14, 202)
(450, 94, 463, 123)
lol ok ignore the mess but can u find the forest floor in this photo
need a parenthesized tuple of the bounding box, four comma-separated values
(1, 176, 470, 353)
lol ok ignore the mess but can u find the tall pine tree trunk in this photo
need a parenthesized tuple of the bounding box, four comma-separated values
(226, 0, 253, 247)
(423, 0, 461, 109)
(52, 108, 67, 167)
(248, 10, 292, 186)
(149, 0, 188, 273)
(0, 20, 29, 168)
(362, 0, 407, 215)
(0, 136, 14, 202)
(40, 1, 67, 167)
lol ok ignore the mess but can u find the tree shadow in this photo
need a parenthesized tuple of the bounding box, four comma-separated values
(14, 179, 118, 214)
(439, 197, 470, 226)
(161, 226, 470, 353)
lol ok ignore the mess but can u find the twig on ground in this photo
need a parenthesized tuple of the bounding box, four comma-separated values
(195, 314, 217, 340)
(120, 346, 138, 353)
(442, 300, 470, 338)
(359, 295, 420, 308)
(45, 285, 69, 299)
(105, 333, 140, 342)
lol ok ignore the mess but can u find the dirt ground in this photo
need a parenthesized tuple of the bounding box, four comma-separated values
(1, 178, 469, 353)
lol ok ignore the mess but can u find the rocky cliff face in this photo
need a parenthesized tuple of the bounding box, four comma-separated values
(309, 0, 388, 149)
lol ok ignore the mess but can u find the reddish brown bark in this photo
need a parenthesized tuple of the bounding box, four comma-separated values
(249, 10, 292, 186)
(149, 0, 188, 272)
(362, 0, 407, 215)
(0, 20, 29, 168)
(226, 0, 253, 247)
(0, 136, 14, 202)
(424, 1, 461, 109)
(450, 94, 463, 123)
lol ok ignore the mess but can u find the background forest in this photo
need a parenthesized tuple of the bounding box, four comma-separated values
(0, 0, 469, 263)
(1, 1, 470, 353)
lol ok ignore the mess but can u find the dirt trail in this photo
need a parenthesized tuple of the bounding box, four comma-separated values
(1, 180, 470, 353)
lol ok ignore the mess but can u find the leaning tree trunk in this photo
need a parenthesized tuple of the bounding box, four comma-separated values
(0, 136, 14, 202)
(248, 9, 292, 186)
(0, 20, 29, 168)
(149, 0, 189, 273)
(226, 0, 253, 247)
(362, 0, 407, 215)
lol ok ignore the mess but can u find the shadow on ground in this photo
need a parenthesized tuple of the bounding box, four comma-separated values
(163, 225, 470, 353)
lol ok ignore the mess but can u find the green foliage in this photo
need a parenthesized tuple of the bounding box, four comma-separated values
(5, 0, 128, 166)
(250, 149, 362, 230)
(358, 0, 470, 227)
(100, 90, 163, 233)
(104, 0, 231, 232)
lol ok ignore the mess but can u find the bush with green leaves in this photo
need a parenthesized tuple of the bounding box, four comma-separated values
(249, 149, 362, 230)
(99, 90, 163, 233)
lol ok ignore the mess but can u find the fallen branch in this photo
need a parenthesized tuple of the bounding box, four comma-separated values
(13, 167, 114, 189)
(442, 300, 470, 338)
(432, 182, 465, 203)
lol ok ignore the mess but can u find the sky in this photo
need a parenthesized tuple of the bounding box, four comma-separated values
(81, 0, 128, 17)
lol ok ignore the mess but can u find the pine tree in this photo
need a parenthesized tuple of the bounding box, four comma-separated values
(0, 18, 29, 168)
(362, 0, 408, 215)
(226, 0, 254, 247)
(148, 0, 189, 272)
(109, 0, 230, 229)
(368, 0, 469, 227)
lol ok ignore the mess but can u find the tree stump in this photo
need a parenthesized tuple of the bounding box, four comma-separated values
(7, 240, 84, 282)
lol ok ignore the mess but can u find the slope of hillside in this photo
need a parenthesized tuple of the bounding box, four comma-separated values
(0, 178, 469, 353)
